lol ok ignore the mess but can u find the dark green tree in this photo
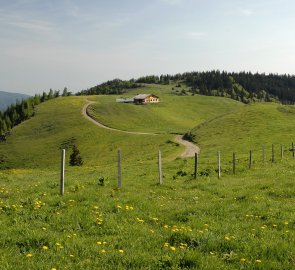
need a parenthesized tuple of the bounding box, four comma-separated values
(69, 145, 83, 166)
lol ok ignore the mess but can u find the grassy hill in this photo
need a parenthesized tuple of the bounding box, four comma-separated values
(189, 102, 295, 163)
(87, 84, 244, 134)
(0, 96, 178, 169)
(0, 88, 294, 269)
(0, 91, 29, 111)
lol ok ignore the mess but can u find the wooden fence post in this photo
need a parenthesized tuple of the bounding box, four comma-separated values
(281, 144, 283, 160)
(158, 150, 163, 185)
(262, 144, 264, 163)
(249, 149, 252, 169)
(272, 144, 275, 162)
(194, 153, 198, 179)
(233, 152, 236, 175)
(60, 149, 65, 196)
(218, 151, 221, 179)
(118, 148, 122, 188)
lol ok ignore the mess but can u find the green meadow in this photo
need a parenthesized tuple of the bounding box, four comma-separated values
(0, 85, 294, 269)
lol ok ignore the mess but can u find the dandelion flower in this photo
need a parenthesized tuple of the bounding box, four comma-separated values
(118, 249, 124, 253)
(170, 246, 176, 251)
(224, 236, 230, 241)
(96, 241, 102, 245)
(136, 218, 144, 223)
(101, 249, 106, 253)
(42, 246, 49, 250)
(26, 253, 33, 257)
(255, 259, 262, 263)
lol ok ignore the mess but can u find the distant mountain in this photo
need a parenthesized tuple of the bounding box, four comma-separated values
(0, 91, 29, 111)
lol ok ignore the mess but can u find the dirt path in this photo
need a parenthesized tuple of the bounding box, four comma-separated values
(175, 135, 200, 157)
(82, 99, 158, 135)
(82, 98, 200, 158)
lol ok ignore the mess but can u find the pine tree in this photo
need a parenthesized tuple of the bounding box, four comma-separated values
(69, 145, 83, 166)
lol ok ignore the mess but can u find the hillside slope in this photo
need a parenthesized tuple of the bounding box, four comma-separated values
(190, 102, 295, 160)
(0, 87, 245, 169)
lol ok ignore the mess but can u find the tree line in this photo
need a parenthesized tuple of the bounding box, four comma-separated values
(0, 88, 70, 140)
(76, 79, 140, 96)
(77, 71, 295, 104)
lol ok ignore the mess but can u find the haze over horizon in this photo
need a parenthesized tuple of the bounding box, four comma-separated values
(1, 0, 295, 95)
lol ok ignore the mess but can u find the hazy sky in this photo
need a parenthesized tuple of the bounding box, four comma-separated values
(1, 0, 295, 94)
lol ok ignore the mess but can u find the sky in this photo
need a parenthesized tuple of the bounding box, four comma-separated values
(1, 0, 295, 95)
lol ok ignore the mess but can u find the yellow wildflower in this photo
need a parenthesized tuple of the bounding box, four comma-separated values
(26, 253, 33, 257)
(136, 218, 144, 223)
(118, 249, 124, 253)
(170, 246, 176, 251)
(42, 246, 49, 250)
(255, 259, 262, 263)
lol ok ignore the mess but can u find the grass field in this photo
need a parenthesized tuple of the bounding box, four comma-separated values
(0, 87, 294, 269)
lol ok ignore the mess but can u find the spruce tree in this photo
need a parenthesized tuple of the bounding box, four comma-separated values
(69, 145, 83, 166)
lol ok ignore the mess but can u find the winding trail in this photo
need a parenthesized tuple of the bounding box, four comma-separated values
(175, 135, 200, 157)
(82, 98, 200, 157)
